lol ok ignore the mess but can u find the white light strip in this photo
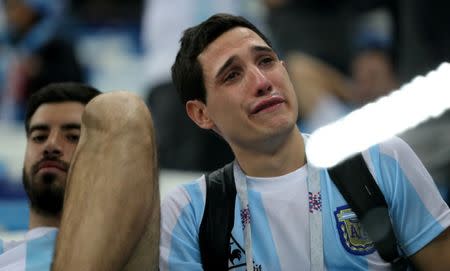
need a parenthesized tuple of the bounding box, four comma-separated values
(306, 62, 450, 168)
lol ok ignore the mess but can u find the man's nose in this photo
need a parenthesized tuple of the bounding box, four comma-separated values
(251, 67, 272, 96)
(43, 133, 63, 158)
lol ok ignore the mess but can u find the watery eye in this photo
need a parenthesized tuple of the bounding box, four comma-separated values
(260, 57, 274, 65)
(225, 71, 239, 82)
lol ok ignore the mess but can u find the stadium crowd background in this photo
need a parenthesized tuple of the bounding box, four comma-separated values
(0, 0, 449, 240)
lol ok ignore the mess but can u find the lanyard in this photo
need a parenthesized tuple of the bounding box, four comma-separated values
(234, 162, 255, 271)
(307, 163, 324, 270)
(233, 160, 324, 270)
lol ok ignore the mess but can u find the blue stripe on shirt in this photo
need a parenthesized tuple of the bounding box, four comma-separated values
(368, 145, 445, 256)
(168, 182, 204, 271)
(184, 182, 205, 227)
(25, 229, 57, 271)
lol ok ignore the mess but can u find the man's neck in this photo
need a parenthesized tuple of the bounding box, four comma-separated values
(29, 208, 61, 229)
(233, 129, 306, 177)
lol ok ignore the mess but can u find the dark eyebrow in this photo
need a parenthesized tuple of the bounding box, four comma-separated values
(252, 45, 275, 55)
(61, 123, 81, 131)
(214, 45, 276, 80)
(29, 123, 81, 134)
(29, 124, 49, 134)
(215, 55, 237, 80)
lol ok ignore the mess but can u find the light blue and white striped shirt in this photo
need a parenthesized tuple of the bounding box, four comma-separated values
(160, 136, 450, 270)
(0, 227, 57, 271)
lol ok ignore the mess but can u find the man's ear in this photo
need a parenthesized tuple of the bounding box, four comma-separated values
(186, 100, 215, 130)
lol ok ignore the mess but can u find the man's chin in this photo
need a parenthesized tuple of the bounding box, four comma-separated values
(30, 189, 64, 216)
(37, 171, 66, 184)
(29, 177, 65, 216)
(23, 169, 66, 216)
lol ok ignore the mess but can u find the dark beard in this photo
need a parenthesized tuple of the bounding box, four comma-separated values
(22, 168, 65, 216)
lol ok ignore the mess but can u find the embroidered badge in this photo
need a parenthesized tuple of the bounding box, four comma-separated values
(334, 205, 375, 255)
(309, 192, 322, 213)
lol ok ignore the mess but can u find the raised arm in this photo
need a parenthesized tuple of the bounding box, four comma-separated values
(52, 92, 159, 271)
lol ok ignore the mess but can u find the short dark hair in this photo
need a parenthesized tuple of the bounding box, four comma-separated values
(25, 82, 101, 134)
(172, 13, 273, 105)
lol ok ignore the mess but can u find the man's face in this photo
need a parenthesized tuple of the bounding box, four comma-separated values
(191, 27, 298, 152)
(23, 102, 84, 216)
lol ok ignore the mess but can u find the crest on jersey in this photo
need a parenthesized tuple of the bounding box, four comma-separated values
(229, 235, 245, 268)
(228, 235, 263, 270)
(334, 205, 376, 255)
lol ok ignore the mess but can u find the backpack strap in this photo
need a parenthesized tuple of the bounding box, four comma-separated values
(199, 162, 236, 271)
(328, 153, 409, 271)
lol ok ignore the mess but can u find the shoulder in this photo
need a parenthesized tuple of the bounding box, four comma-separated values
(366, 136, 430, 180)
(161, 176, 207, 226)
(361, 137, 437, 214)
(0, 228, 56, 270)
(0, 238, 24, 253)
(363, 136, 422, 174)
(375, 136, 416, 159)
(0, 237, 26, 269)
(160, 176, 207, 270)
(162, 175, 206, 208)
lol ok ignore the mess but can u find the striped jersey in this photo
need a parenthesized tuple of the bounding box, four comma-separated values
(160, 136, 450, 270)
(0, 227, 57, 271)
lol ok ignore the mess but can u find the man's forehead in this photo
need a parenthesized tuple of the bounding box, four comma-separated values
(201, 27, 266, 55)
(198, 27, 269, 69)
(30, 102, 85, 125)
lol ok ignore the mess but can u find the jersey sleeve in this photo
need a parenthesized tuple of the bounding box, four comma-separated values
(368, 136, 450, 256)
(159, 178, 206, 271)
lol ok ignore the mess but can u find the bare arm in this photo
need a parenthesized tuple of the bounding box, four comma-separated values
(52, 92, 159, 270)
(409, 227, 450, 271)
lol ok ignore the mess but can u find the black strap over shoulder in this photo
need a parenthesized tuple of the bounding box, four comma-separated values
(328, 153, 409, 271)
(199, 162, 236, 271)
